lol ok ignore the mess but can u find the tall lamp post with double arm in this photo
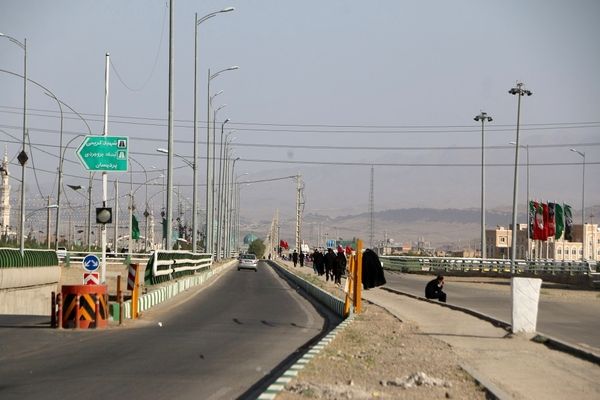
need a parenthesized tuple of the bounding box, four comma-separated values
(206, 66, 238, 255)
(193, 7, 234, 254)
(509, 82, 533, 272)
(570, 148, 586, 259)
(474, 111, 492, 260)
(0, 33, 27, 255)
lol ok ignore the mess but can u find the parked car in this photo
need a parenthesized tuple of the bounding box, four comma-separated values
(56, 247, 67, 259)
(238, 253, 258, 272)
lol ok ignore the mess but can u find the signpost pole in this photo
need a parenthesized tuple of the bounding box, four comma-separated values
(101, 52, 110, 284)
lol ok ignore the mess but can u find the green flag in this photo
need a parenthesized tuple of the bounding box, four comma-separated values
(132, 214, 140, 240)
(554, 203, 564, 239)
(564, 204, 573, 241)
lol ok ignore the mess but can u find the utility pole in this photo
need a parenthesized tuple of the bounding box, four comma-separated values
(295, 174, 304, 252)
(369, 165, 374, 249)
(113, 179, 119, 253)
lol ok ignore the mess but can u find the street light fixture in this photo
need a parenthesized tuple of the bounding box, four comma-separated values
(509, 82, 533, 272)
(0, 33, 27, 255)
(510, 141, 530, 259)
(570, 148, 586, 258)
(206, 66, 238, 255)
(194, 7, 235, 254)
(474, 111, 492, 260)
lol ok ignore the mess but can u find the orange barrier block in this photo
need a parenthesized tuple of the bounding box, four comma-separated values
(61, 285, 108, 329)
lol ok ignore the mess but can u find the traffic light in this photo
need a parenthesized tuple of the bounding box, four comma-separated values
(96, 207, 112, 224)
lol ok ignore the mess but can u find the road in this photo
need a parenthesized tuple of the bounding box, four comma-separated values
(383, 272, 600, 353)
(0, 262, 338, 400)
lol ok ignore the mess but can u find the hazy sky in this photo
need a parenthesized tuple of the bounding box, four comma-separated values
(1, 0, 599, 228)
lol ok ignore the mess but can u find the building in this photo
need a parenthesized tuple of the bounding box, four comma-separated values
(486, 223, 600, 261)
(0, 148, 12, 239)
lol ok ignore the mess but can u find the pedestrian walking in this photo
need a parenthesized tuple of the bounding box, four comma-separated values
(334, 248, 347, 284)
(362, 248, 386, 290)
(292, 249, 298, 267)
(324, 248, 336, 281)
(299, 251, 305, 267)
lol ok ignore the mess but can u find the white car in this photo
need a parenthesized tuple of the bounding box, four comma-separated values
(56, 247, 67, 259)
(238, 254, 258, 271)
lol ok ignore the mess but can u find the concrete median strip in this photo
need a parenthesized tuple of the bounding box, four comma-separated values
(257, 261, 355, 400)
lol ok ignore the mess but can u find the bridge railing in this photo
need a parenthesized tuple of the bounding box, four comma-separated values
(380, 255, 597, 276)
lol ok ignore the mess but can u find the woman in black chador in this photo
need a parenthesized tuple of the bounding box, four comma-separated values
(361, 249, 386, 289)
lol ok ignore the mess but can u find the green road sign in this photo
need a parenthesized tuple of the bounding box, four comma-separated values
(76, 135, 129, 172)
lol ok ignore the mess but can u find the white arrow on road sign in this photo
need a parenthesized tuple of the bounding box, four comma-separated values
(83, 254, 100, 272)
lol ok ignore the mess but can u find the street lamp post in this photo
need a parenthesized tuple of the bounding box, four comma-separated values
(193, 7, 234, 254)
(205, 66, 238, 256)
(215, 122, 231, 259)
(212, 110, 227, 255)
(510, 142, 530, 259)
(44, 93, 63, 250)
(570, 148, 585, 259)
(226, 157, 240, 257)
(217, 134, 235, 259)
(474, 111, 492, 260)
(509, 82, 533, 272)
(0, 33, 27, 255)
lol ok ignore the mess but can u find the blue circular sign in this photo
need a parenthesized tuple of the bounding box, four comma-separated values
(83, 254, 100, 272)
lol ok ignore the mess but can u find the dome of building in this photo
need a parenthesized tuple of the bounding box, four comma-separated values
(243, 233, 258, 245)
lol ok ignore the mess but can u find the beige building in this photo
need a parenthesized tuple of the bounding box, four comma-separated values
(486, 223, 600, 261)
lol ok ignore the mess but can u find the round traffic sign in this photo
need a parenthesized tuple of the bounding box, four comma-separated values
(83, 254, 100, 272)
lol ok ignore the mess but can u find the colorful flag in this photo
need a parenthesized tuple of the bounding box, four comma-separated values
(547, 203, 556, 239)
(541, 203, 550, 241)
(564, 204, 573, 241)
(554, 203, 564, 239)
(529, 200, 536, 238)
(132, 215, 140, 240)
(533, 202, 545, 240)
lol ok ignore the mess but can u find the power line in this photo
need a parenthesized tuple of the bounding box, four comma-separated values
(2, 124, 600, 153)
(1, 105, 599, 134)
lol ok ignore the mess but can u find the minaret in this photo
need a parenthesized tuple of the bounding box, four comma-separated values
(0, 147, 11, 237)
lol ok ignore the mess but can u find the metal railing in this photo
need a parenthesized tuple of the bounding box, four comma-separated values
(380, 255, 598, 276)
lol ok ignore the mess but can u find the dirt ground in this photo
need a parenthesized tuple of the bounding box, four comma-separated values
(277, 265, 489, 400)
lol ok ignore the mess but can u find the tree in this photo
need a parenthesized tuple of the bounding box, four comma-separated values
(248, 238, 266, 259)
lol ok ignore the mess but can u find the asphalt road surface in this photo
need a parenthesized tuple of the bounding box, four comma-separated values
(384, 272, 600, 353)
(0, 262, 338, 400)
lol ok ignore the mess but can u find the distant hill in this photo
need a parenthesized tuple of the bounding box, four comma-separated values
(247, 205, 599, 249)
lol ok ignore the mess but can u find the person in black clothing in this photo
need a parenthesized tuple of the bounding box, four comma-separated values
(313, 249, 324, 275)
(334, 249, 347, 284)
(362, 248, 386, 289)
(292, 250, 298, 267)
(299, 251, 305, 267)
(324, 248, 337, 281)
(425, 275, 446, 302)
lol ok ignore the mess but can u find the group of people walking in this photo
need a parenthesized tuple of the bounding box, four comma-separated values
(290, 246, 347, 284)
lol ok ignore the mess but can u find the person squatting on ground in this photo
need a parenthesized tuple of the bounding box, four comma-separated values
(334, 247, 347, 284)
(292, 249, 298, 267)
(324, 248, 337, 282)
(425, 275, 447, 302)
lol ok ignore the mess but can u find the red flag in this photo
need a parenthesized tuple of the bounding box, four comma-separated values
(345, 245, 352, 255)
(541, 203, 550, 241)
(533, 202, 545, 240)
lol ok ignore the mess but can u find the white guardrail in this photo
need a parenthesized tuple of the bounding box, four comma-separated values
(380, 255, 598, 276)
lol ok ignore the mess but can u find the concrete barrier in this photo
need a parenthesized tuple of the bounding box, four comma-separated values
(0, 267, 60, 315)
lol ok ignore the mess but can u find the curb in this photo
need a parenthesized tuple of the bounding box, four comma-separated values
(380, 286, 600, 366)
(257, 314, 355, 400)
(459, 363, 514, 400)
(257, 261, 355, 399)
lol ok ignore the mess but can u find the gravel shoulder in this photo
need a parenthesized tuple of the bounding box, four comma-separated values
(275, 261, 489, 399)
